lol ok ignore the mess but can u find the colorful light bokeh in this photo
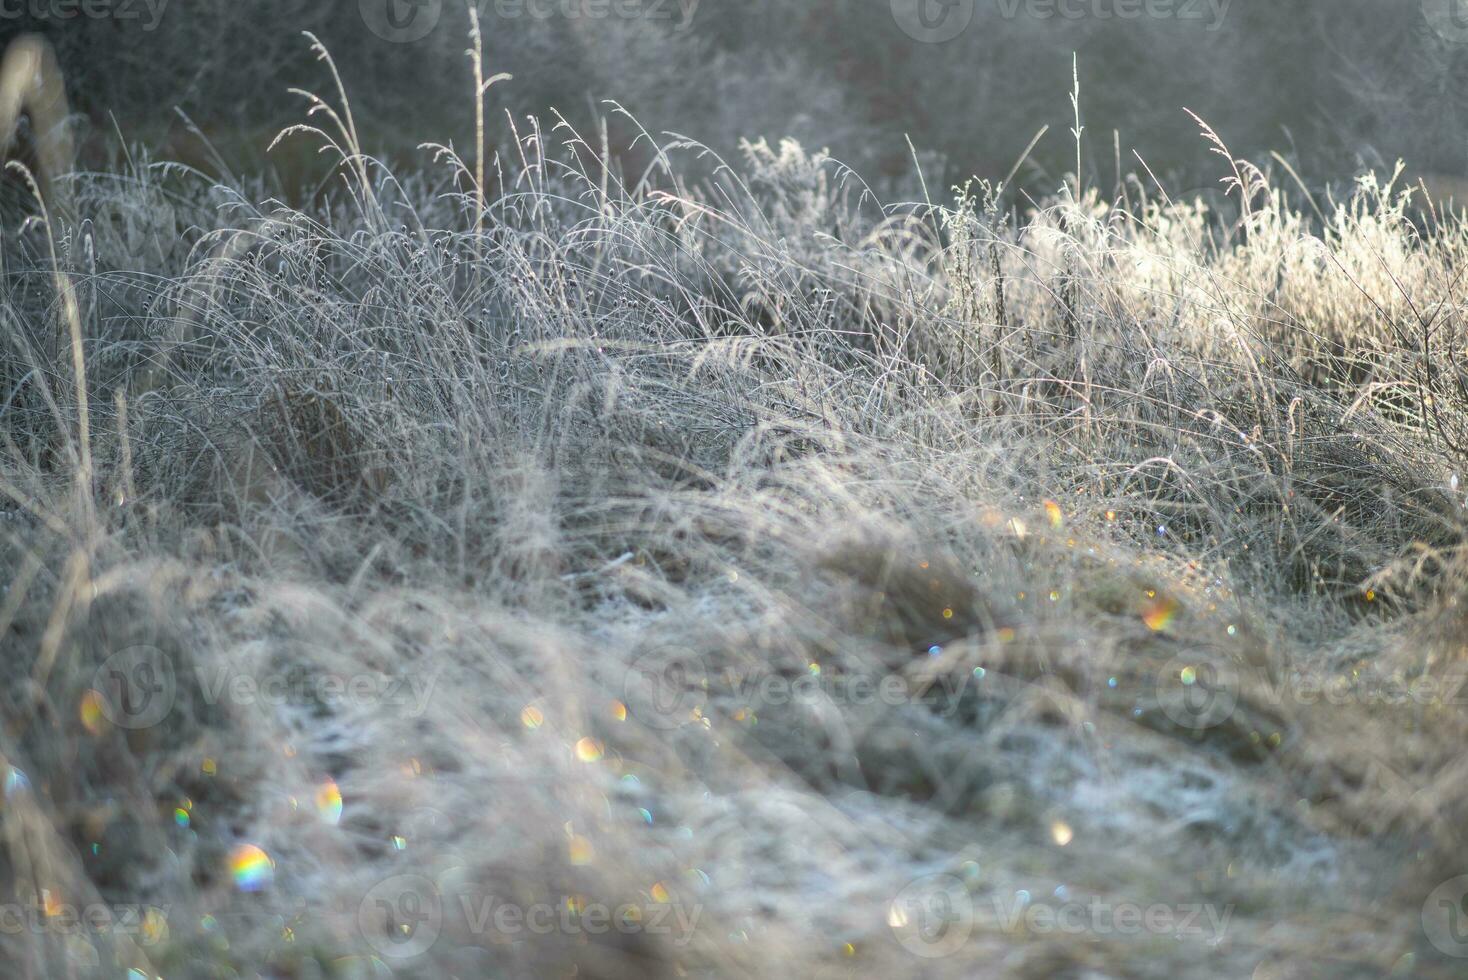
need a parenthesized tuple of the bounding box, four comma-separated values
(79, 690, 106, 735)
(4, 766, 30, 798)
(1142, 595, 1179, 632)
(228, 844, 274, 892)
(315, 779, 342, 825)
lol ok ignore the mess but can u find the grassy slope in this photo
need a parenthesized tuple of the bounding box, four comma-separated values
(3, 66, 1468, 979)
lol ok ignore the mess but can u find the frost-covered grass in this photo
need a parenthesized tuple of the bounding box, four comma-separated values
(4, 40, 1468, 980)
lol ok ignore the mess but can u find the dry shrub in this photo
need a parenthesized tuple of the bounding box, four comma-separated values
(4, 40, 1468, 979)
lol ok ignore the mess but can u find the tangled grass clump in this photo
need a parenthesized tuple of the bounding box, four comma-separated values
(4, 42, 1468, 979)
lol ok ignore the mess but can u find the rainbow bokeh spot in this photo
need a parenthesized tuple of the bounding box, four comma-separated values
(141, 907, 169, 944)
(79, 690, 106, 735)
(228, 844, 274, 892)
(1142, 595, 1179, 632)
(575, 737, 604, 763)
(4, 766, 30, 798)
(315, 779, 342, 826)
(42, 889, 63, 917)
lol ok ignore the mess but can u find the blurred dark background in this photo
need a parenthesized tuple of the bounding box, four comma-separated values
(1, 0, 1464, 196)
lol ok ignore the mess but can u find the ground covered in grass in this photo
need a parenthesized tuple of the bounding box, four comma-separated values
(4, 58, 1468, 979)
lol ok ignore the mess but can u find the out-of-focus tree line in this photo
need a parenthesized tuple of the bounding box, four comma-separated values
(2, 0, 1463, 194)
